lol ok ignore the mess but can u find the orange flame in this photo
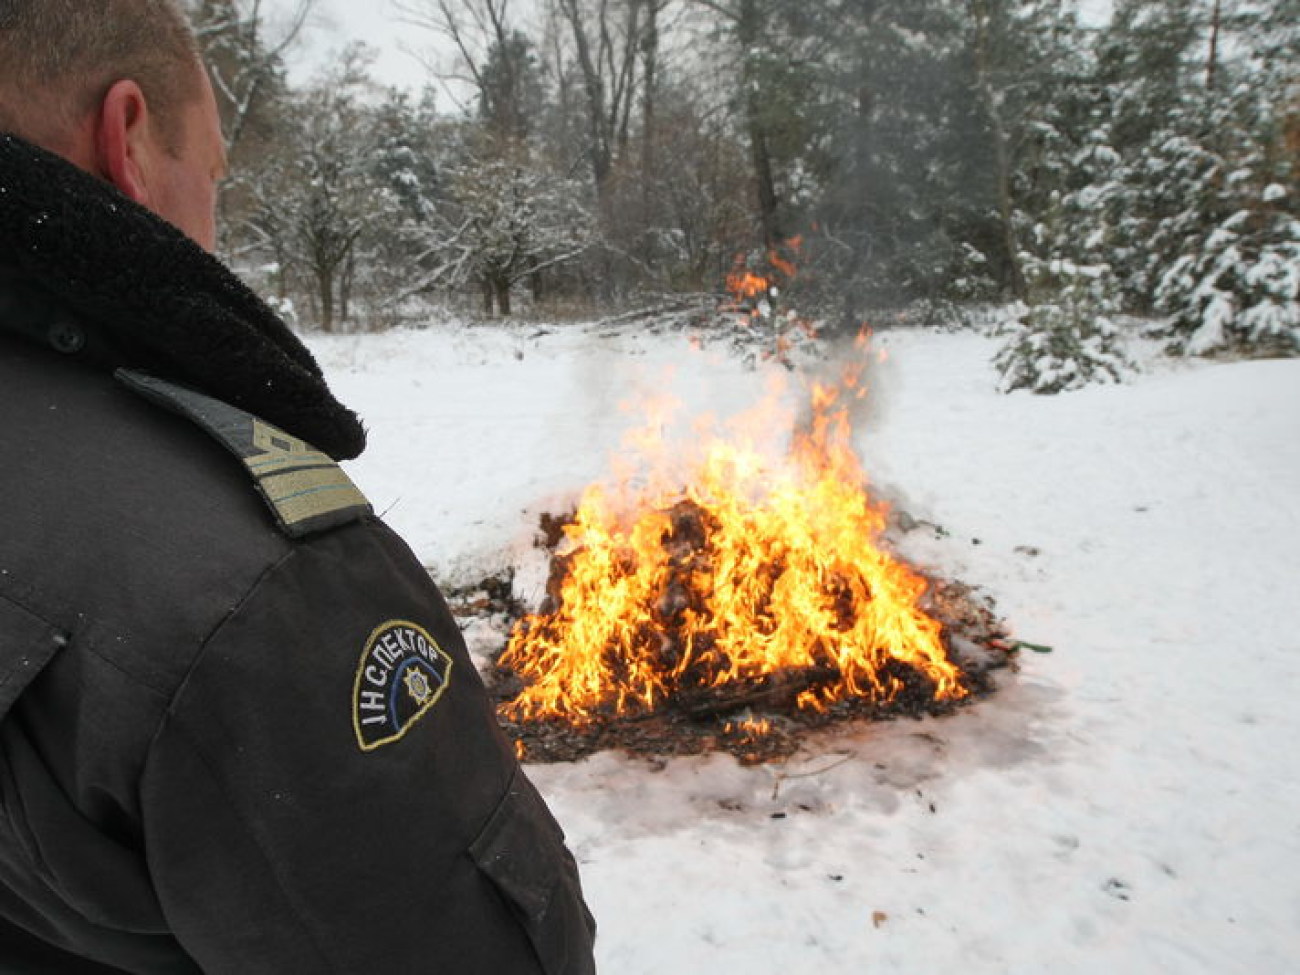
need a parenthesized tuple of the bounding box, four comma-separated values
(726, 268, 773, 302)
(727, 238, 803, 304)
(725, 716, 774, 737)
(769, 253, 797, 280)
(770, 236, 802, 279)
(499, 337, 967, 726)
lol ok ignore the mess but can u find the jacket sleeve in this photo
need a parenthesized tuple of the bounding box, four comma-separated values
(138, 519, 596, 975)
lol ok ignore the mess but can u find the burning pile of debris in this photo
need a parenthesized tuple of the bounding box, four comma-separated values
(458, 558, 1010, 766)
(447, 278, 1018, 763)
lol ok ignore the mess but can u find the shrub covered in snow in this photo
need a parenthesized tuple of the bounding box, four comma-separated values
(1156, 203, 1300, 357)
(994, 258, 1131, 394)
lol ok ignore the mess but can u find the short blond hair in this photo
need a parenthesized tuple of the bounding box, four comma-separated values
(0, 0, 202, 152)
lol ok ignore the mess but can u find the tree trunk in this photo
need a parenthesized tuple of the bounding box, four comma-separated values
(559, 0, 614, 220)
(738, 0, 781, 249)
(641, 0, 659, 220)
(1206, 0, 1222, 90)
(340, 249, 354, 327)
(495, 277, 513, 317)
(615, 0, 642, 158)
(318, 265, 334, 332)
(969, 0, 1026, 301)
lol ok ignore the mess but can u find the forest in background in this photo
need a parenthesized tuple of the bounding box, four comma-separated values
(188, 0, 1298, 390)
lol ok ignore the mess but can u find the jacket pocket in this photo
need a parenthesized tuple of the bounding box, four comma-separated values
(0, 594, 68, 722)
(469, 768, 597, 975)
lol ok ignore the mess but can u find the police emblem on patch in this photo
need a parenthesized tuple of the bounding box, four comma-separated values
(352, 621, 453, 751)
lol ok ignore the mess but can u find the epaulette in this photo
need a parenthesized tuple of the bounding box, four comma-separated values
(116, 369, 373, 539)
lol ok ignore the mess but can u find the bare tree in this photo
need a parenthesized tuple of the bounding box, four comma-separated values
(189, 0, 316, 154)
(546, 0, 664, 219)
(188, 0, 317, 257)
(384, 136, 593, 317)
(394, 0, 521, 116)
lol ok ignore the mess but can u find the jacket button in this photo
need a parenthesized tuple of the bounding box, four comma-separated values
(48, 320, 86, 354)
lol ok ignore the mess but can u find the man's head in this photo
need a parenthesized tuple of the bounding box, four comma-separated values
(0, 0, 227, 250)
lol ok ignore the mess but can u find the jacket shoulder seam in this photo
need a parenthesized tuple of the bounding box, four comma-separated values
(147, 545, 302, 744)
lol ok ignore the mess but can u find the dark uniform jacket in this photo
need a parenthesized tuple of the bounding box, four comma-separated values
(0, 134, 596, 973)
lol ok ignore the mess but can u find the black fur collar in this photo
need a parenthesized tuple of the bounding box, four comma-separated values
(0, 134, 366, 460)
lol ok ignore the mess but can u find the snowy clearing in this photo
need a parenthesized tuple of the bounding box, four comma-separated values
(311, 322, 1300, 974)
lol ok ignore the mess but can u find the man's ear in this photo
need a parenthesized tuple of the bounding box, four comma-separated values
(94, 79, 156, 207)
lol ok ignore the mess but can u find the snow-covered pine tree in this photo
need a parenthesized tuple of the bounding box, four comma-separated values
(1154, 140, 1300, 356)
(1152, 0, 1300, 356)
(1096, 0, 1298, 357)
(993, 256, 1129, 394)
(361, 87, 455, 324)
(985, 0, 1132, 393)
(1076, 0, 1190, 314)
(993, 151, 1131, 395)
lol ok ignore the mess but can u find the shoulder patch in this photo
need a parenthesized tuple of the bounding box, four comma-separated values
(116, 369, 372, 539)
(353, 620, 454, 751)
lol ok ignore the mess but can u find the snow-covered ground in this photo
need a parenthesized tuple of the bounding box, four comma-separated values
(310, 320, 1300, 974)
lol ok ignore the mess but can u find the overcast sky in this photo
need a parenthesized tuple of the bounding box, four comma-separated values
(275, 0, 435, 92)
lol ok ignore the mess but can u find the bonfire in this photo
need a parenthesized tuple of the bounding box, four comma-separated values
(489, 261, 1009, 763)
